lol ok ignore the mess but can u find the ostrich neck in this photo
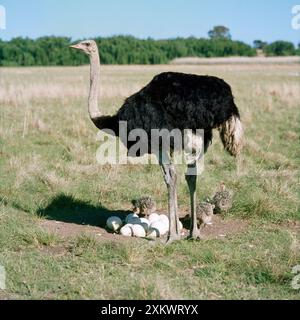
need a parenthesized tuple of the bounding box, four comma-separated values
(88, 52, 102, 120)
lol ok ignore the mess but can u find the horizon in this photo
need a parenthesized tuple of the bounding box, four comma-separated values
(0, 33, 299, 47)
(0, 0, 299, 46)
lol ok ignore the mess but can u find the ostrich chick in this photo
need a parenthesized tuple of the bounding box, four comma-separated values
(182, 201, 215, 229)
(212, 183, 233, 214)
(131, 196, 156, 218)
(197, 202, 215, 227)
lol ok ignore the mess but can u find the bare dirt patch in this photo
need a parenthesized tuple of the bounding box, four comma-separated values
(199, 215, 249, 240)
(39, 214, 249, 243)
(39, 220, 133, 243)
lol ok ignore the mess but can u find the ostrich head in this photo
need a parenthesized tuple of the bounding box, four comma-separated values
(70, 40, 98, 55)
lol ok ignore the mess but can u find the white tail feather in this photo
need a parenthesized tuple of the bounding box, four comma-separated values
(218, 116, 244, 157)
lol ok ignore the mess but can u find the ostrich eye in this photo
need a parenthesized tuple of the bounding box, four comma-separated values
(85, 43, 91, 47)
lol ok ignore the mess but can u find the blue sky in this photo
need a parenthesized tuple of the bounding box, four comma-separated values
(0, 0, 299, 45)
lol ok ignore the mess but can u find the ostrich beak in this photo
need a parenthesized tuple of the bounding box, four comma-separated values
(70, 44, 80, 50)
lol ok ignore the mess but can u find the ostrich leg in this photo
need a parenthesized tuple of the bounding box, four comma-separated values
(161, 164, 181, 243)
(159, 160, 181, 243)
(186, 163, 201, 240)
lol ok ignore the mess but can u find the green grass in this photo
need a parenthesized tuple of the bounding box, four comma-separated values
(0, 64, 299, 299)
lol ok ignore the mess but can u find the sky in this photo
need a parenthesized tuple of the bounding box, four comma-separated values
(0, 0, 299, 45)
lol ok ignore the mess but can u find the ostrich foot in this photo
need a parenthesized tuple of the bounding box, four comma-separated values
(187, 230, 202, 241)
(166, 233, 182, 244)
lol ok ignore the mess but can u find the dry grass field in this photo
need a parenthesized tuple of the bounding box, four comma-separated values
(171, 56, 300, 65)
(0, 63, 299, 299)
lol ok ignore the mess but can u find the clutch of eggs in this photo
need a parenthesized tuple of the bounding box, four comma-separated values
(107, 212, 182, 238)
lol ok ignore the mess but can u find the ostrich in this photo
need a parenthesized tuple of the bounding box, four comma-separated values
(212, 183, 233, 214)
(196, 201, 215, 227)
(182, 201, 215, 230)
(132, 196, 157, 218)
(70, 40, 243, 243)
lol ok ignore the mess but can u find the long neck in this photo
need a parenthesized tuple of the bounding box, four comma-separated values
(88, 51, 102, 120)
(88, 48, 118, 134)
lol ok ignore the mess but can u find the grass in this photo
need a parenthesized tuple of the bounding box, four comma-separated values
(171, 56, 300, 65)
(0, 63, 299, 299)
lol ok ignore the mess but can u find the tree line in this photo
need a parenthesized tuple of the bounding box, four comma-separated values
(0, 34, 299, 66)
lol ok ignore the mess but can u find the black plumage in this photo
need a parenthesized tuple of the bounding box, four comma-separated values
(94, 72, 241, 156)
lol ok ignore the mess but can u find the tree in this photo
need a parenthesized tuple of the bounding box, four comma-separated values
(253, 40, 267, 50)
(265, 41, 296, 56)
(0, 35, 255, 66)
(208, 26, 231, 40)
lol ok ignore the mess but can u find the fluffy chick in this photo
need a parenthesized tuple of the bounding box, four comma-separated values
(197, 201, 215, 227)
(131, 196, 156, 217)
(182, 201, 215, 229)
(212, 183, 233, 214)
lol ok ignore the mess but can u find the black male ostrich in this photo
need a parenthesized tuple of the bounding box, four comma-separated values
(70, 40, 243, 243)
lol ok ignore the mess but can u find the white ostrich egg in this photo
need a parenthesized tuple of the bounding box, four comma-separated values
(150, 221, 168, 236)
(120, 225, 133, 237)
(148, 213, 161, 224)
(178, 221, 183, 231)
(106, 216, 123, 232)
(125, 213, 140, 224)
(147, 227, 160, 239)
(159, 215, 170, 227)
(131, 224, 146, 238)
